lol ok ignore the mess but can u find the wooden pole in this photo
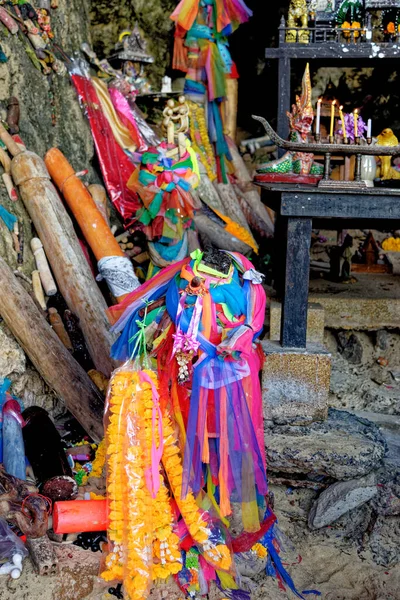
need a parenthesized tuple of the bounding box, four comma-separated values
(9, 149, 115, 377)
(0, 257, 104, 441)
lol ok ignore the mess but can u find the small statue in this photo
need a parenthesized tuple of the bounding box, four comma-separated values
(108, 24, 154, 94)
(376, 127, 400, 180)
(256, 64, 323, 179)
(286, 0, 310, 42)
(162, 95, 190, 156)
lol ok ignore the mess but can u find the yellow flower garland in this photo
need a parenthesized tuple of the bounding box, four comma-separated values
(102, 368, 181, 600)
(188, 100, 217, 181)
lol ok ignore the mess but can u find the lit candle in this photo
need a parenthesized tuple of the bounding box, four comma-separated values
(330, 100, 336, 137)
(339, 105, 347, 140)
(367, 118, 372, 138)
(316, 98, 322, 135)
(354, 109, 358, 138)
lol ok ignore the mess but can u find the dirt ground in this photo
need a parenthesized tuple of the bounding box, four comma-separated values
(2, 490, 399, 600)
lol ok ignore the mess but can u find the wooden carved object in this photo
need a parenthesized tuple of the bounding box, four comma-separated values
(0, 121, 115, 376)
(45, 148, 139, 302)
(30, 237, 57, 296)
(0, 257, 104, 441)
(32, 270, 47, 310)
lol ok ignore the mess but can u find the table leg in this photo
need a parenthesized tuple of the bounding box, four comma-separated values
(281, 217, 312, 348)
(277, 56, 291, 157)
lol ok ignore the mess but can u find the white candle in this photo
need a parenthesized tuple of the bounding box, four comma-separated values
(316, 98, 322, 135)
(367, 118, 372, 138)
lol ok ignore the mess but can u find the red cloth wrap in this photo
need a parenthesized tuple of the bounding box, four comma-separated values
(71, 73, 140, 223)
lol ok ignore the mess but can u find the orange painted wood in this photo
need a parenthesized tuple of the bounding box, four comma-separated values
(44, 148, 124, 262)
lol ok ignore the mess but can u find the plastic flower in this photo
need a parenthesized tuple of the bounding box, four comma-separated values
(382, 237, 400, 251)
(336, 111, 367, 141)
(102, 367, 182, 598)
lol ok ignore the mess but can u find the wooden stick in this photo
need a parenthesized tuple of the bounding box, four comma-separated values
(0, 121, 22, 158)
(32, 270, 47, 310)
(11, 150, 115, 377)
(2, 173, 18, 201)
(48, 307, 73, 350)
(30, 238, 57, 296)
(0, 257, 104, 441)
(227, 137, 274, 236)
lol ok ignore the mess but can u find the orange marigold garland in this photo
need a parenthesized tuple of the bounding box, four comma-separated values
(102, 366, 182, 599)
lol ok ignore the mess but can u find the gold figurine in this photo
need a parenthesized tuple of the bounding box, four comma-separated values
(286, 0, 310, 43)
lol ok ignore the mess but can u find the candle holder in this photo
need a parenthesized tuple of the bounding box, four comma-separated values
(367, 137, 372, 145)
(329, 135, 334, 144)
(355, 136, 361, 145)
(343, 137, 350, 145)
(315, 133, 321, 143)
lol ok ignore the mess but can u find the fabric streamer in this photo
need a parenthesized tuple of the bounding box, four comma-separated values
(0, 205, 17, 231)
(109, 86, 155, 153)
(127, 142, 200, 273)
(70, 62, 140, 223)
(110, 249, 267, 532)
(170, 0, 252, 181)
(91, 78, 137, 154)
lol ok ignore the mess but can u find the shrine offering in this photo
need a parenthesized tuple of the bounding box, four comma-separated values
(127, 96, 201, 275)
(0, 120, 116, 377)
(109, 248, 267, 531)
(45, 148, 140, 300)
(3, 399, 25, 481)
(255, 64, 323, 184)
(171, 0, 252, 181)
(70, 64, 140, 223)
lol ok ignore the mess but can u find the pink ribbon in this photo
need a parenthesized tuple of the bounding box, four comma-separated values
(140, 371, 164, 498)
(172, 291, 203, 357)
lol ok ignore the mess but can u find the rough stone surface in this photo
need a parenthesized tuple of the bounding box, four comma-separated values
(265, 409, 387, 480)
(89, 0, 176, 86)
(269, 300, 325, 344)
(337, 332, 363, 365)
(376, 329, 390, 351)
(308, 476, 378, 529)
(328, 330, 400, 416)
(235, 551, 267, 578)
(384, 250, 400, 275)
(262, 340, 331, 423)
(0, 0, 95, 419)
(369, 516, 400, 568)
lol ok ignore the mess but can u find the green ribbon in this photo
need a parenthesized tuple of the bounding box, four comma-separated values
(128, 300, 154, 368)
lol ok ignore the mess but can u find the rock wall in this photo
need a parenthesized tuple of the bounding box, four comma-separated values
(89, 0, 176, 86)
(0, 0, 94, 414)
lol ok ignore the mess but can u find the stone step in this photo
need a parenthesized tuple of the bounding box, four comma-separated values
(265, 408, 387, 480)
(269, 300, 325, 343)
(309, 273, 400, 331)
(262, 340, 331, 423)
